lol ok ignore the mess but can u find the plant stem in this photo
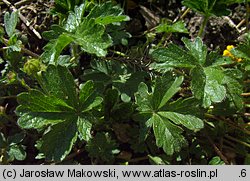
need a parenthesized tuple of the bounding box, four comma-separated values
(198, 15, 209, 38)
(205, 113, 250, 135)
(0, 95, 17, 100)
(225, 135, 250, 149)
(241, 92, 250, 96)
(204, 132, 229, 164)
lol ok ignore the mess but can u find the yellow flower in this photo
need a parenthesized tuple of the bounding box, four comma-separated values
(223, 45, 243, 63)
(223, 49, 233, 57)
(223, 45, 235, 58)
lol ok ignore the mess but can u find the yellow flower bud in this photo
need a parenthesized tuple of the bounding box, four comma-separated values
(236, 58, 242, 62)
(226, 45, 234, 51)
(223, 50, 232, 57)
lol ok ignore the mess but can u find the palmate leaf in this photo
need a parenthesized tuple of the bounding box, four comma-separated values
(151, 45, 196, 69)
(134, 76, 204, 155)
(42, 1, 130, 64)
(71, 18, 112, 57)
(152, 37, 242, 108)
(16, 65, 102, 161)
(41, 18, 112, 63)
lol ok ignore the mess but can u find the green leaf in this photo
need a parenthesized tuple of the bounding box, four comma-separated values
(166, 97, 203, 117)
(182, 0, 230, 16)
(8, 145, 26, 161)
(70, 18, 112, 57)
(84, 59, 147, 99)
(79, 80, 103, 111)
(135, 75, 204, 155)
(17, 112, 70, 129)
(148, 155, 170, 165)
(156, 21, 188, 34)
(158, 112, 204, 131)
(153, 114, 187, 155)
(42, 18, 113, 63)
(87, 1, 130, 25)
(54, 0, 85, 15)
(135, 82, 152, 112)
(8, 132, 25, 146)
(157, 76, 184, 109)
(104, 89, 119, 121)
(191, 67, 226, 108)
(150, 76, 183, 110)
(40, 65, 78, 108)
(64, 3, 87, 32)
(4, 11, 18, 37)
(42, 25, 67, 40)
(190, 66, 206, 100)
(86, 132, 120, 163)
(77, 116, 92, 142)
(41, 34, 73, 64)
(17, 90, 73, 112)
(209, 156, 225, 165)
(118, 71, 148, 102)
(223, 75, 243, 110)
(231, 33, 250, 61)
(151, 45, 196, 69)
(182, 0, 209, 15)
(182, 37, 207, 65)
(221, 0, 250, 5)
(16, 89, 74, 129)
(16, 65, 101, 161)
(40, 120, 78, 161)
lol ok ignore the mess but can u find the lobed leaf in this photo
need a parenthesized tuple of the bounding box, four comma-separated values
(156, 21, 188, 34)
(40, 120, 78, 161)
(87, 1, 130, 25)
(41, 34, 73, 64)
(153, 114, 187, 155)
(151, 45, 196, 69)
(182, 37, 207, 65)
(191, 67, 226, 108)
(71, 18, 112, 57)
